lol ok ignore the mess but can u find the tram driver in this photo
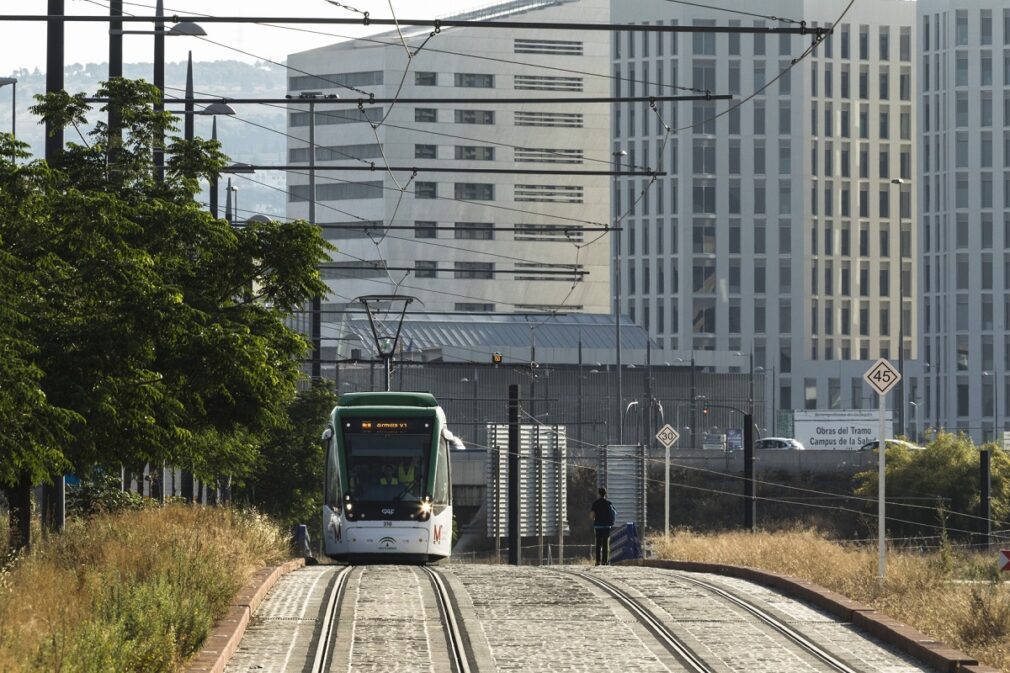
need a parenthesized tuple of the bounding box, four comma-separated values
(378, 463, 399, 486)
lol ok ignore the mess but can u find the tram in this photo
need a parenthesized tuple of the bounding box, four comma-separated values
(321, 391, 454, 562)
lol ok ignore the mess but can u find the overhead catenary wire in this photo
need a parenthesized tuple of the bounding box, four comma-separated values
(662, 0, 805, 25)
(6, 13, 831, 34)
(100, 0, 718, 98)
(481, 411, 1010, 538)
(669, 0, 857, 134)
(222, 170, 611, 270)
(516, 408, 1010, 531)
(163, 83, 654, 172)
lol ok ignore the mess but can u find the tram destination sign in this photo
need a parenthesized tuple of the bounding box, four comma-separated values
(346, 418, 431, 433)
(863, 358, 901, 396)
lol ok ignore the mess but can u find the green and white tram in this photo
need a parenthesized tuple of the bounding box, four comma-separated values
(321, 392, 453, 562)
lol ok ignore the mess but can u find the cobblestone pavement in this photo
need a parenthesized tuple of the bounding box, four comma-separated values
(329, 565, 451, 673)
(586, 566, 932, 673)
(222, 563, 937, 673)
(223, 564, 336, 673)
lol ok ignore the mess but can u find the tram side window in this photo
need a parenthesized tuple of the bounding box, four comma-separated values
(433, 437, 450, 505)
(326, 435, 342, 505)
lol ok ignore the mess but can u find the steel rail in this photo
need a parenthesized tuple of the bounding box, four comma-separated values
(310, 565, 353, 673)
(565, 570, 716, 673)
(420, 566, 472, 673)
(674, 573, 860, 673)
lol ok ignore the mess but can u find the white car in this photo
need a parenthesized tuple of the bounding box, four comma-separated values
(859, 439, 925, 451)
(754, 437, 806, 450)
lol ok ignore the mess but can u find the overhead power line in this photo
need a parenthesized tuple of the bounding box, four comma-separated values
(5, 14, 830, 35)
(222, 165, 663, 177)
(106, 0, 715, 95)
(101, 94, 733, 105)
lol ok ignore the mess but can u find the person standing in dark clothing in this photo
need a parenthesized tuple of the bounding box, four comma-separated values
(590, 487, 617, 565)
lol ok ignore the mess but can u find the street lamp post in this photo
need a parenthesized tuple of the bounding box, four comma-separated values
(0, 78, 16, 137)
(613, 149, 627, 445)
(108, 1, 206, 183)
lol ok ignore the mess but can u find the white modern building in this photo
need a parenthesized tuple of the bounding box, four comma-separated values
(916, 1, 1010, 442)
(611, 0, 918, 432)
(286, 0, 612, 373)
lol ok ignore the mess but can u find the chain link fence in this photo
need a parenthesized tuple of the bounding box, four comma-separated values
(334, 360, 766, 454)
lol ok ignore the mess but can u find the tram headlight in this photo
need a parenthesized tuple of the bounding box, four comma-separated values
(344, 501, 354, 520)
(418, 498, 432, 521)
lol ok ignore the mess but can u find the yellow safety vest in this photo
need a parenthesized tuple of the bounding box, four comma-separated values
(398, 465, 416, 484)
(379, 476, 399, 486)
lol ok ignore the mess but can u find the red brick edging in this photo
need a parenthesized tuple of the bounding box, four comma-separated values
(624, 559, 1000, 673)
(182, 558, 306, 673)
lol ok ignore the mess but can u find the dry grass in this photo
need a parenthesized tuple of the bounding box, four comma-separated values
(652, 529, 1010, 672)
(0, 505, 289, 673)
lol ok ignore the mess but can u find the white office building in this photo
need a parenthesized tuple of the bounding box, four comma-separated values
(916, 2, 1010, 442)
(611, 0, 917, 432)
(286, 0, 612, 372)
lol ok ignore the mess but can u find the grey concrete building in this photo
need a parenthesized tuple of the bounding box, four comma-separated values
(611, 0, 917, 432)
(285, 0, 612, 380)
(916, 1, 1010, 442)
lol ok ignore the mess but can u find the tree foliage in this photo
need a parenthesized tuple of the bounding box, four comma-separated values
(853, 431, 1010, 541)
(0, 79, 332, 502)
(240, 382, 338, 532)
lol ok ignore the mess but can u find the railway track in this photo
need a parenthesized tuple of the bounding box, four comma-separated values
(562, 569, 717, 673)
(672, 572, 860, 673)
(308, 565, 473, 673)
(421, 565, 474, 673)
(309, 565, 352, 673)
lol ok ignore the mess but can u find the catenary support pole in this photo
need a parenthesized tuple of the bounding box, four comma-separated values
(743, 413, 754, 531)
(981, 449, 991, 551)
(508, 384, 520, 566)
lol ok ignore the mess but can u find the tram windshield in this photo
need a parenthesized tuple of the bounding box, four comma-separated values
(341, 417, 433, 502)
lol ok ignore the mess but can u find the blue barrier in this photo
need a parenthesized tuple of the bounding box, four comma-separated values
(292, 524, 312, 558)
(609, 522, 642, 563)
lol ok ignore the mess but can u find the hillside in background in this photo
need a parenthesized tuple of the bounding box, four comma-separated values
(0, 60, 289, 217)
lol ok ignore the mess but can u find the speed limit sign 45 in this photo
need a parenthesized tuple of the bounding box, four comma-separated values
(864, 358, 901, 396)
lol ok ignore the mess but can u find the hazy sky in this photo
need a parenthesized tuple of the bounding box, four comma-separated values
(1, 0, 477, 74)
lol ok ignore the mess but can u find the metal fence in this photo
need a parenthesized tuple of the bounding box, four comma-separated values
(334, 360, 766, 454)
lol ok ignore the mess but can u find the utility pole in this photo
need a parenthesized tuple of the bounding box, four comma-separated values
(508, 384, 520, 565)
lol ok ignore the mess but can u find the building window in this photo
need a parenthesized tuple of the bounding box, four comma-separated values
(456, 146, 496, 161)
(454, 183, 495, 200)
(415, 108, 437, 122)
(415, 261, 437, 278)
(454, 222, 494, 240)
(692, 20, 715, 55)
(454, 73, 494, 88)
(454, 262, 493, 279)
(414, 220, 437, 238)
(415, 182, 437, 199)
(415, 71, 437, 86)
(514, 184, 583, 203)
(455, 303, 495, 312)
(454, 110, 495, 124)
(514, 111, 583, 127)
(414, 144, 436, 159)
(956, 11, 968, 46)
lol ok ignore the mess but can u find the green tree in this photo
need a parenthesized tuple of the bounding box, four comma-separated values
(241, 382, 338, 532)
(0, 135, 79, 548)
(853, 431, 1010, 541)
(0, 79, 332, 549)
